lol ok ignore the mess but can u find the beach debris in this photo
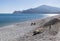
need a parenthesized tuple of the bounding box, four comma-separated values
(32, 27, 44, 36)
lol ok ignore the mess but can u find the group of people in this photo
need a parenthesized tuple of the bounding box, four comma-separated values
(31, 22, 36, 26)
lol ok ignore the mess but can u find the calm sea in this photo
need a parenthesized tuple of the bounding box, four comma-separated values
(0, 13, 47, 26)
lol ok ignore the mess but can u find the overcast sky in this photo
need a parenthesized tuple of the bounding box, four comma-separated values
(0, 0, 60, 13)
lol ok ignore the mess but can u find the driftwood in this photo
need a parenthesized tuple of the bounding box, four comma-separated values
(32, 27, 44, 36)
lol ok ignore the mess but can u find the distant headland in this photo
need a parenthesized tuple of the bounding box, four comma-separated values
(13, 5, 60, 14)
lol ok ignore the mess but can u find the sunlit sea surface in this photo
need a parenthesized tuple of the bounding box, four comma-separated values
(0, 13, 58, 26)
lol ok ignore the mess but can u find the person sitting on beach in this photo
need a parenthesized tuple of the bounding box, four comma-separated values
(31, 22, 36, 26)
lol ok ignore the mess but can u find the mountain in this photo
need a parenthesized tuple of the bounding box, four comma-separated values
(13, 5, 60, 14)
(13, 11, 22, 14)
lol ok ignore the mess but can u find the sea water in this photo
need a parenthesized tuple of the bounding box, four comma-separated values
(0, 13, 46, 26)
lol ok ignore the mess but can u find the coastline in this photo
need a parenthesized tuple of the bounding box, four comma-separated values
(0, 19, 40, 41)
(0, 15, 60, 41)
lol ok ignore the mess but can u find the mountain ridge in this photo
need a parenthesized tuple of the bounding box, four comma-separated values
(13, 5, 60, 14)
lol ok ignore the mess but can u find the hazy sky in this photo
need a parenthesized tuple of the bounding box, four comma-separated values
(0, 0, 60, 13)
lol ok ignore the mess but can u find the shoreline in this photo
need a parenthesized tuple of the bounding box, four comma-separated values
(0, 15, 59, 41)
(0, 14, 57, 27)
(0, 16, 46, 28)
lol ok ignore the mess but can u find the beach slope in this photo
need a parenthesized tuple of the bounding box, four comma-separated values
(0, 15, 60, 41)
